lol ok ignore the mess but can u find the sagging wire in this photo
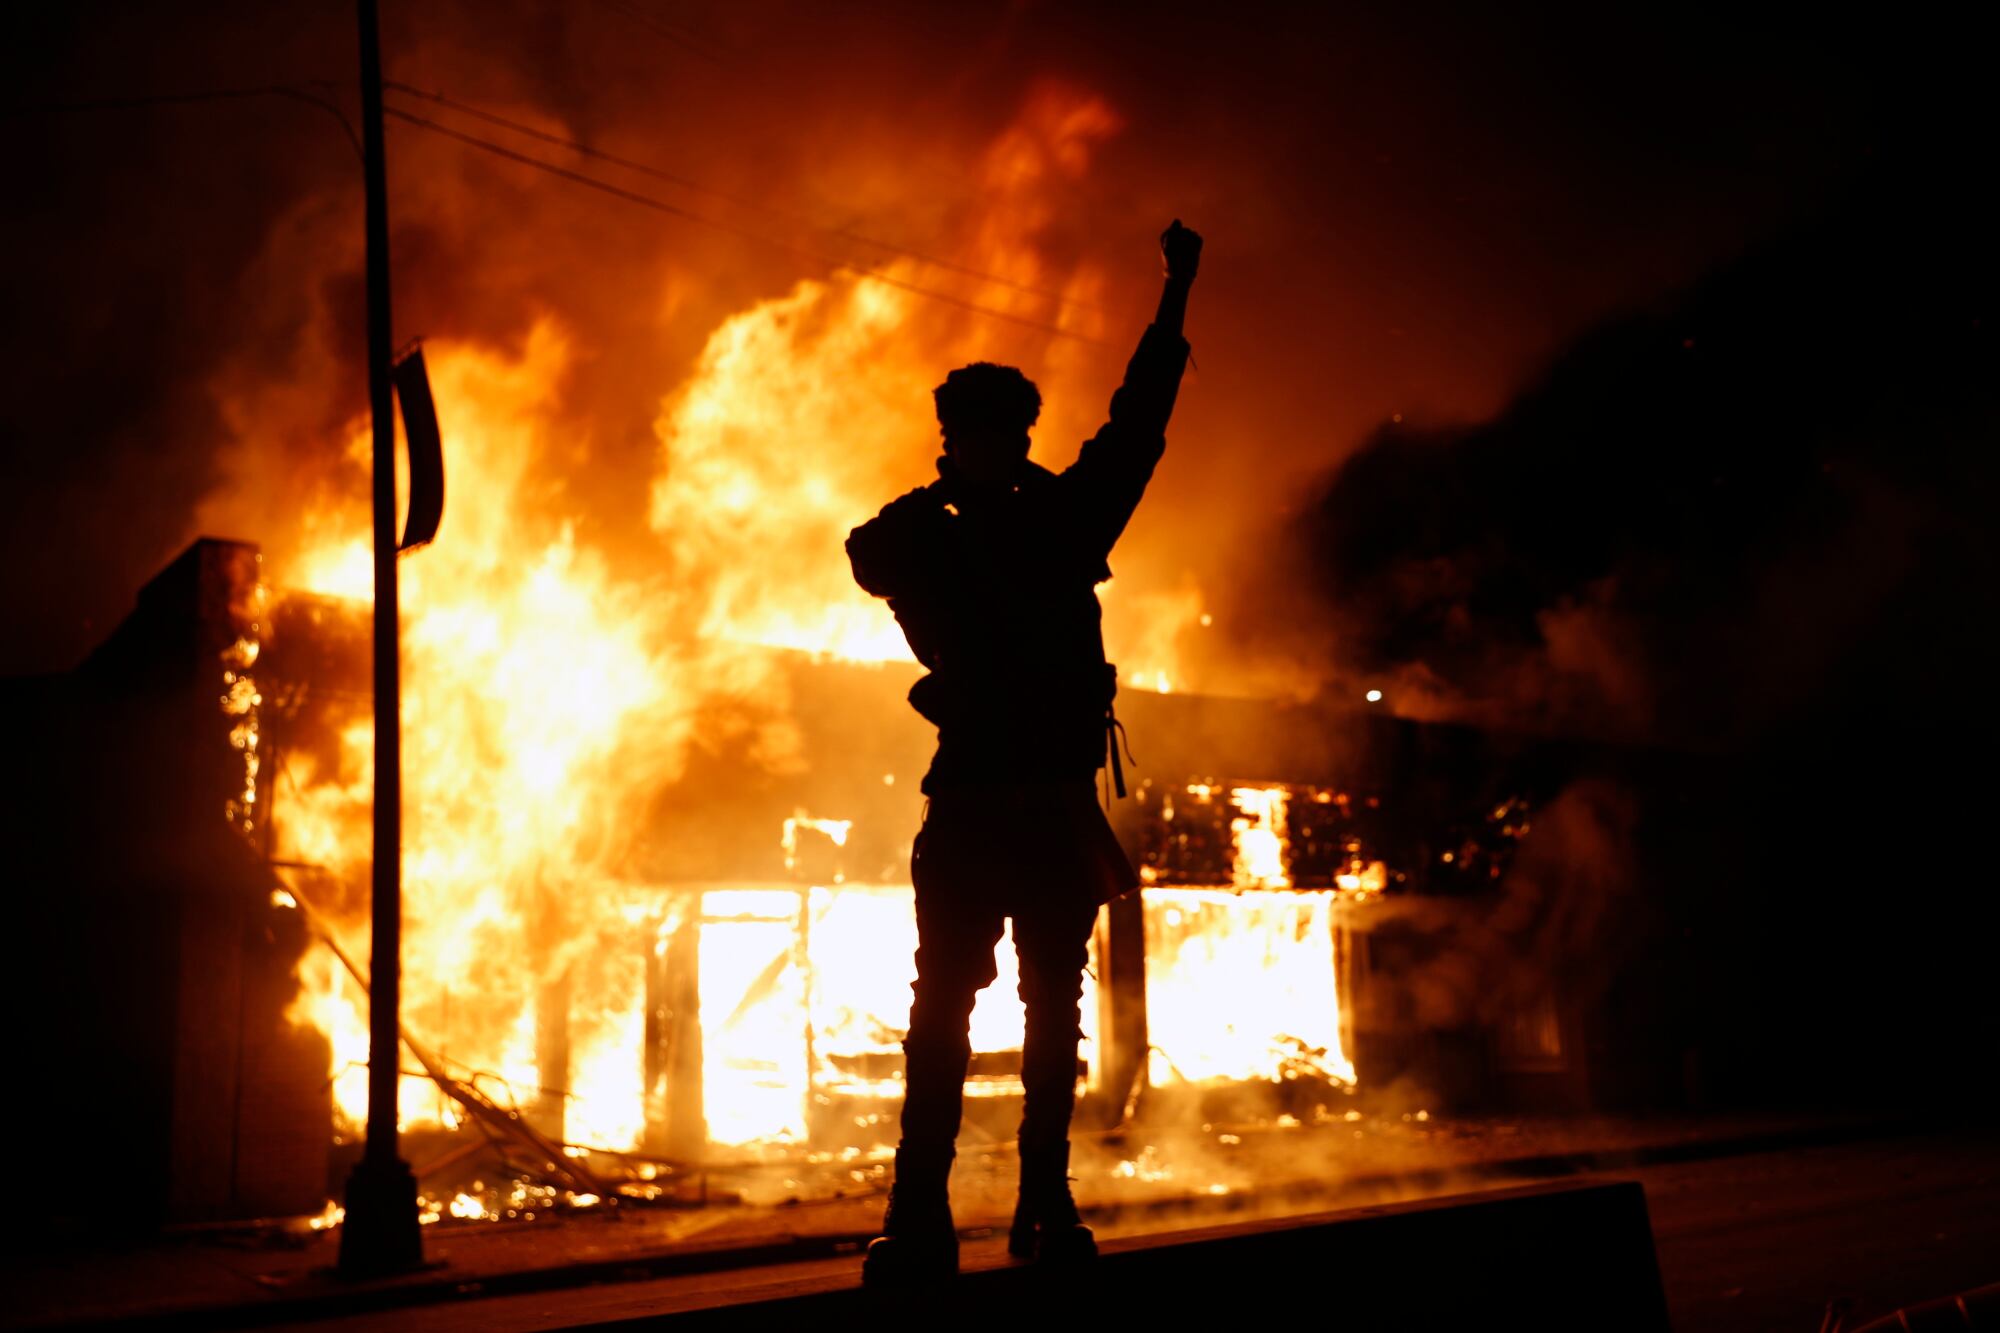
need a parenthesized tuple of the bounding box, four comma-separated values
(383, 79, 1103, 318)
(381, 103, 1108, 346)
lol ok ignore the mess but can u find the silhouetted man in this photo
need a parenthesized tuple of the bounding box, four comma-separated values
(847, 220, 1201, 1283)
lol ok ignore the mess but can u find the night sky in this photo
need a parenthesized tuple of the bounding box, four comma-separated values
(6, 0, 1979, 689)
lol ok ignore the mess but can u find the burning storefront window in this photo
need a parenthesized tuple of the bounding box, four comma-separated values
(1143, 887, 1354, 1089)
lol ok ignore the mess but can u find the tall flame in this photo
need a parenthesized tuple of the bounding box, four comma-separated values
(280, 325, 715, 1147)
(267, 86, 1194, 1153)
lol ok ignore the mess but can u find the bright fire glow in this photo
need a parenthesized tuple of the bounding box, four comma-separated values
(1229, 785, 1291, 889)
(1143, 887, 1354, 1087)
(264, 86, 1290, 1163)
(277, 327, 699, 1149)
(1336, 859, 1388, 894)
(702, 884, 1101, 1145)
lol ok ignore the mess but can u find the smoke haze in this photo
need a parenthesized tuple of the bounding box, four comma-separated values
(3, 0, 1936, 684)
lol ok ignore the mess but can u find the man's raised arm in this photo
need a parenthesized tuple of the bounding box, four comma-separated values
(1066, 220, 1202, 555)
(1154, 219, 1201, 341)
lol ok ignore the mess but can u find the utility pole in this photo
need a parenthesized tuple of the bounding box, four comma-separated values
(339, 0, 423, 1277)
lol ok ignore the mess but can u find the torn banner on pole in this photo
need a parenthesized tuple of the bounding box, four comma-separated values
(393, 344, 444, 551)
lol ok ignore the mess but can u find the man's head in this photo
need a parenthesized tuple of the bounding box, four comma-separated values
(933, 362, 1040, 490)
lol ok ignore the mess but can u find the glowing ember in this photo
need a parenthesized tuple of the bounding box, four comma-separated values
(1229, 785, 1291, 889)
(1335, 859, 1388, 894)
(220, 628, 264, 836)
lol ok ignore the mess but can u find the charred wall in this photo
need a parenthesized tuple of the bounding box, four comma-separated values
(2, 540, 329, 1232)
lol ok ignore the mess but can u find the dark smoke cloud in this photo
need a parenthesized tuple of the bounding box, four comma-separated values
(1258, 146, 1998, 748)
(1370, 779, 1640, 1032)
(4, 0, 1928, 675)
(1256, 134, 1998, 1105)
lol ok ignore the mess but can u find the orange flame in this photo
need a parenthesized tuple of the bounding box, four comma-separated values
(265, 87, 1193, 1155)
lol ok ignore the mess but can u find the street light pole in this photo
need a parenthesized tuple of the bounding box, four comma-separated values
(339, 0, 423, 1278)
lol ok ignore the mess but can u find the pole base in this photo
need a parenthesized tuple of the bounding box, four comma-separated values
(337, 1154, 424, 1278)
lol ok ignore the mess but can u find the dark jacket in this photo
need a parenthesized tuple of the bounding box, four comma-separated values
(847, 323, 1191, 793)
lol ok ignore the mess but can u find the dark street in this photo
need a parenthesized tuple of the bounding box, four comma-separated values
(238, 1128, 1995, 1332)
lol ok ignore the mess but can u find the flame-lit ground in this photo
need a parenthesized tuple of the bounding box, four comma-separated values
(26, 1114, 1997, 1333)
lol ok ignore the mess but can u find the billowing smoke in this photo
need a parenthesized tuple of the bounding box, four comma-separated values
(1258, 148, 1998, 1104)
(6, 1, 1919, 682)
(1256, 151, 1997, 748)
(1370, 780, 1640, 1029)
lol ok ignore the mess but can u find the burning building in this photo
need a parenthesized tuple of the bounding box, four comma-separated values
(7, 524, 1638, 1230)
(7, 541, 329, 1227)
(0, 57, 1697, 1237)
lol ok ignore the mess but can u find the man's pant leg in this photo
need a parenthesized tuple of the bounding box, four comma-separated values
(1011, 895, 1101, 1151)
(900, 882, 1003, 1158)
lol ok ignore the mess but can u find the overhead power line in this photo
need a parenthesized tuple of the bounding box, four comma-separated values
(382, 80, 1102, 317)
(382, 103, 1105, 345)
(10, 80, 1106, 345)
(7, 84, 363, 161)
(592, 0, 729, 62)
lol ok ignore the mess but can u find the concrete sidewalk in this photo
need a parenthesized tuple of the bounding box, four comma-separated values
(6, 1111, 1910, 1330)
(370, 1180, 1671, 1331)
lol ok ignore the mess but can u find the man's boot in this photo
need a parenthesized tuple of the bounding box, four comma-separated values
(1007, 1139, 1096, 1264)
(862, 1147, 959, 1286)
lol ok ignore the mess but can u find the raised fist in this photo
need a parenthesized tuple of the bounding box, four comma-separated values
(1161, 219, 1203, 282)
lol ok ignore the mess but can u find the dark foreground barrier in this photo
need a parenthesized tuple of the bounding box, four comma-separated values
(634, 1178, 1671, 1330)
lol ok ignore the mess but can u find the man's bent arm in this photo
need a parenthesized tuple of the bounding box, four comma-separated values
(847, 484, 950, 600)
